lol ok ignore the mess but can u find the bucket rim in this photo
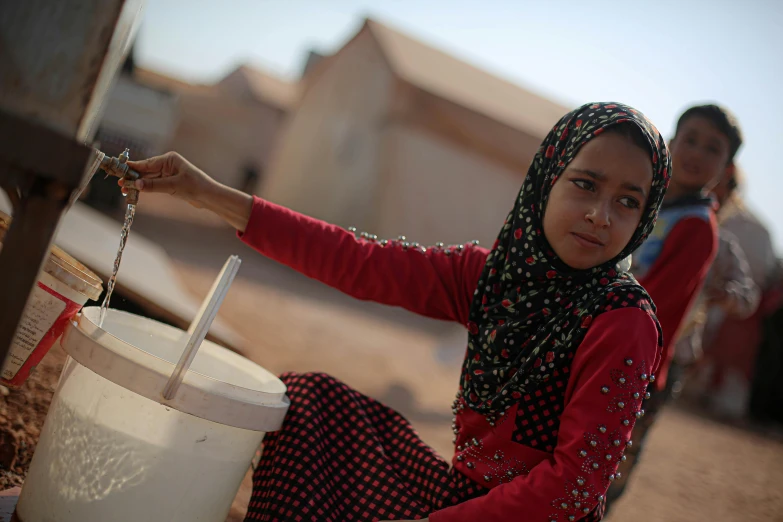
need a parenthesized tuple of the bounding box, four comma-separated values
(60, 308, 289, 431)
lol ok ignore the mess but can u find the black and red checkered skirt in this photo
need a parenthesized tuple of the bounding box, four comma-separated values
(244, 372, 486, 521)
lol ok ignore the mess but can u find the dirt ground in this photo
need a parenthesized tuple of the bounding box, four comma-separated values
(0, 347, 65, 491)
(2, 199, 782, 521)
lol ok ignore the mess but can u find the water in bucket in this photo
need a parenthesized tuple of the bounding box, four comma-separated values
(19, 382, 259, 520)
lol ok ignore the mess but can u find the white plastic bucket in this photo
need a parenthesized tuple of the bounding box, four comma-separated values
(16, 308, 289, 522)
(0, 211, 103, 388)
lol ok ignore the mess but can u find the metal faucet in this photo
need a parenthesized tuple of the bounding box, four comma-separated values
(100, 148, 141, 205)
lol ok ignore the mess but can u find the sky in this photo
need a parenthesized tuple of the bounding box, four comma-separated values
(135, 0, 783, 250)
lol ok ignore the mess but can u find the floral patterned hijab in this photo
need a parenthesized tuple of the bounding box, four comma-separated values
(462, 102, 671, 414)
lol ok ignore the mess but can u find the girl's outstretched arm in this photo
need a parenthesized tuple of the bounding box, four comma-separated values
(239, 196, 490, 323)
(126, 152, 490, 324)
(126, 152, 255, 233)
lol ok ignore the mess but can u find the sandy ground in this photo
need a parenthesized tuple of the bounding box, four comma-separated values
(0, 349, 64, 491)
(2, 198, 782, 521)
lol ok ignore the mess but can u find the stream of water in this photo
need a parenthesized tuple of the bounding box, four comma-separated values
(99, 203, 136, 327)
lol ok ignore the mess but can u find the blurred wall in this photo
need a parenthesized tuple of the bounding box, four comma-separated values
(98, 74, 179, 158)
(167, 91, 286, 190)
(375, 123, 523, 247)
(261, 30, 394, 230)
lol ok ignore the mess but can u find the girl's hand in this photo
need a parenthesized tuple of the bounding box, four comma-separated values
(121, 152, 217, 209)
(122, 151, 254, 232)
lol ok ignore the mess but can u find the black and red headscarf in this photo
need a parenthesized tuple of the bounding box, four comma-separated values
(462, 102, 671, 414)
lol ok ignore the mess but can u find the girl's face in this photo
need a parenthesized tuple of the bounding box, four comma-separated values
(669, 115, 731, 193)
(542, 132, 653, 270)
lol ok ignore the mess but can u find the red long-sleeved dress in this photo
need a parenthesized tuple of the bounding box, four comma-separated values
(240, 197, 661, 522)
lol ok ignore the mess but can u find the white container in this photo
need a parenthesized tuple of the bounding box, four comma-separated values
(17, 308, 289, 522)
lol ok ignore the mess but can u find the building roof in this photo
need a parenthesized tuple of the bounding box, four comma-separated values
(135, 66, 298, 110)
(220, 65, 299, 110)
(134, 67, 214, 94)
(363, 19, 571, 138)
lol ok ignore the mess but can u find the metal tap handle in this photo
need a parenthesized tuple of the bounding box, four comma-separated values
(100, 149, 140, 205)
(100, 150, 140, 180)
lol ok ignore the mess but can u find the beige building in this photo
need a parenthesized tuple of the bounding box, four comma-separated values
(134, 65, 298, 192)
(262, 18, 571, 247)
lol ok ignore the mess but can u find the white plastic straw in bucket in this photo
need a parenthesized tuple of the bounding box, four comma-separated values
(162, 255, 241, 400)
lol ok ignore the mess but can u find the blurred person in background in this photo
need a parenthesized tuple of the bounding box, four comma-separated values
(123, 102, 670, 522)
(699, 166, 781, 420)
(606, 104, 743, 511)
(670, 167, 759, 404)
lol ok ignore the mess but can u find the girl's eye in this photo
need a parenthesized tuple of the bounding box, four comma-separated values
(707, 145, 720, 155)
(619, 196, 641, 209)
(572, 179, 594, 191)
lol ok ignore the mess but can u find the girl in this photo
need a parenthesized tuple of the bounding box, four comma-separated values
(125, 101, 670, 521)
